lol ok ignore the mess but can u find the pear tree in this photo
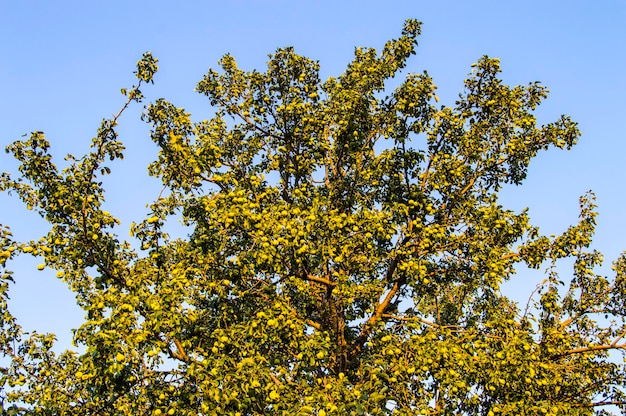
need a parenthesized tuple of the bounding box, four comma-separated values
(1, 20, 625, 415)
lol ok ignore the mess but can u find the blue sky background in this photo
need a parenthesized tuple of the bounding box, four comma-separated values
(1, 1, 624, 351)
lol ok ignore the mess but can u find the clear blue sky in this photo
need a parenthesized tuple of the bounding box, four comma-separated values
(1, 1, 625, 350)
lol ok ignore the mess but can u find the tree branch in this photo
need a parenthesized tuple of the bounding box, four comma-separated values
(572, 400, 626, 408)
(306, 273, 336, 287)
(555, 339, 626, 358)
(171, 338, 189, 362)
(349, 235, 413, 360)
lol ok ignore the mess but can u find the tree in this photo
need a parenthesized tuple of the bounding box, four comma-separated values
(1, 19, 625, 415)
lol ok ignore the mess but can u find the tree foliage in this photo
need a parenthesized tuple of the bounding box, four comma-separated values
(1, 20, 626, 415)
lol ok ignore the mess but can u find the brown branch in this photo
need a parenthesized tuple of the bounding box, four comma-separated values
(306, 273, 336, 287)
(269, 373, 281, 386)
(500, 252, 519, 261)
(555, 341, 626, 358)
(306, 319, 321, 330)
(349, 235, 413, 360)
(349, 278, 402, 359)
(612, 330, 626, 346)
(171, 338, 189, 362)
(572, 400, 626, 408)
(459, 176, 476, 196)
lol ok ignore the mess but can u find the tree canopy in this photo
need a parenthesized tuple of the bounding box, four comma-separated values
(1, 19, 625, 415)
